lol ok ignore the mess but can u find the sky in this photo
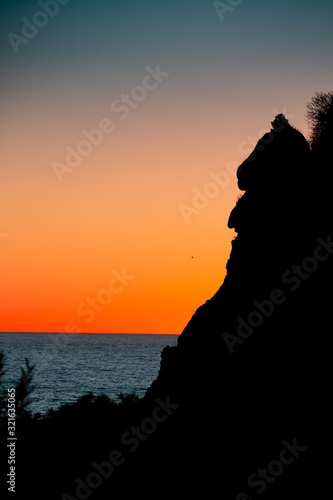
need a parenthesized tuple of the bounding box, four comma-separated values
(1, 0, 333, 334)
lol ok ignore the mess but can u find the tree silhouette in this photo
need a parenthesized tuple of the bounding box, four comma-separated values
(305, 91, 333, 149)
(15, 358, 35, 419)
(0, 352, 6, 421)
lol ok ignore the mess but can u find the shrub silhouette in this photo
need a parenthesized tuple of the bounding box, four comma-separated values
(15, 358, 35, 420)
(0, 352, 6, 421)
(306, 90, 333, 151)
(0, 352, 35, 423)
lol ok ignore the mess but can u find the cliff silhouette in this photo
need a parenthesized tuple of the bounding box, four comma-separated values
(131, 98, 333, 497)
(1, 93, 332, 499)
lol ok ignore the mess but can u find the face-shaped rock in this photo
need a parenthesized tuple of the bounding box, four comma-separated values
(237, 115, 310, 192)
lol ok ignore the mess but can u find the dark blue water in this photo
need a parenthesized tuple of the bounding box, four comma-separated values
(0, 333, 178, 414)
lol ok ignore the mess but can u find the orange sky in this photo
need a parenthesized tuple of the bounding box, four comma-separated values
(1, 0, 332, 334)
(1, 95, 239, 333)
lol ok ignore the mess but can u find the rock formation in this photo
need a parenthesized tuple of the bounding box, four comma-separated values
(137, 109, 333, 498)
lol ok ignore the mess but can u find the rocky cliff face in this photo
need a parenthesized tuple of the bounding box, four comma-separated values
(140, 113, 332, 497)
(148, 114, 330, 386)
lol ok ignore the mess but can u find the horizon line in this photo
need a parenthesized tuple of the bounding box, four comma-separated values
(0, 331, 179, 335)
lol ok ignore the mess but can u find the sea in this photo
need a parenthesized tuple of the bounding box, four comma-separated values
(0, 332, 178, 415)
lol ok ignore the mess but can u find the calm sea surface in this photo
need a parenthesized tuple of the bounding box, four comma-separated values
(0, 333, 178, 414)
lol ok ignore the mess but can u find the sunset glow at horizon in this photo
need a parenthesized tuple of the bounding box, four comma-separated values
(1, 0, 333, 334)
